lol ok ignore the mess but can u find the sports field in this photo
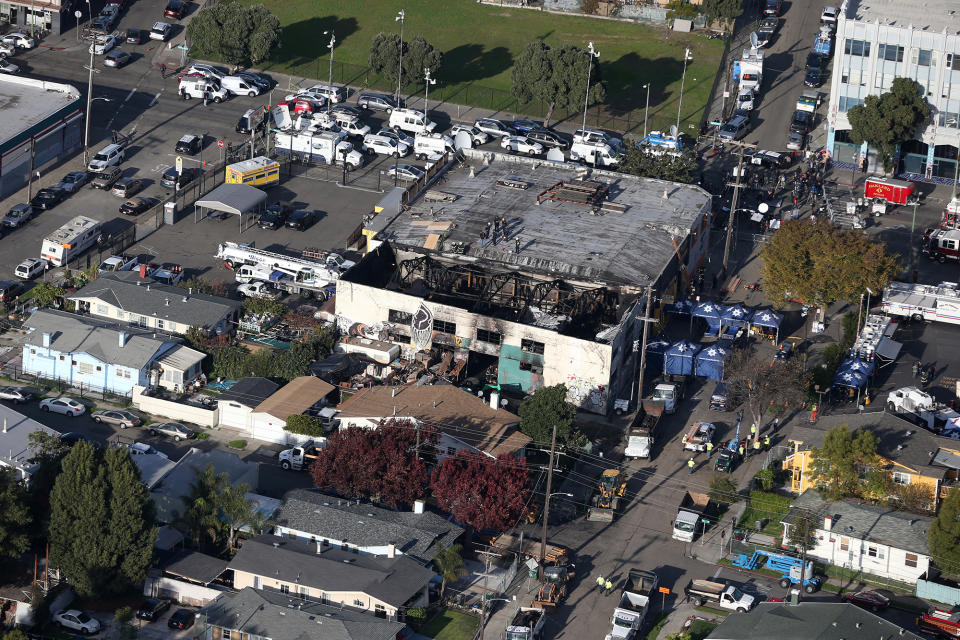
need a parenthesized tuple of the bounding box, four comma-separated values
(250, 0, 725, 133)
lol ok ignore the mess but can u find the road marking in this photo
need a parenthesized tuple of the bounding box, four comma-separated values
(712, 566, 722, 578)
(152, 164, 172, 173)
(148, 92, 161, 107)
(124, 89, 135, 103)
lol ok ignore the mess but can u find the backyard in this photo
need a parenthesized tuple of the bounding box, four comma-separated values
(418, 609, 480, 640)
(244, 0, 725, 133)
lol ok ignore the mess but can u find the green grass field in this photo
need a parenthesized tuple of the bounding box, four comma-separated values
(418, 610, 480, 640)
(248, 0, 724, 133)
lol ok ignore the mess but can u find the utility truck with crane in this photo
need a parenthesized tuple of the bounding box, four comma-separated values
(278, 440, 325, 471)
(603, 570, 659, 640)
(587, 469, 627, 522)
(886, 386, 960, 433)
(217, 241, 346, 298)
(881, 281, 960, 325)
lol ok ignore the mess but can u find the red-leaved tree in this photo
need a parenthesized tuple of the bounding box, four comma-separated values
(431, 451, 530, 531)
(310, 419, 435, 508)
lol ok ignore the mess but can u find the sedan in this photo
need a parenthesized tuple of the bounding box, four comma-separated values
(790, 110, 812, 135)
(0, 59, 19, 74)
(803, 67, 822, 88)
(237, 71, 272, 91)
(786, 132, 807, 151)
(164, 0, 186, 19)
(149, 421, 195, 441)
(258, 202, 290, 230)
(40, 397, 86, 417)
(511, 119, 543, 135)
(500, 135, 544, 156)
(383, 164, 425, 182)
(840, 590, 889, 612)
(357, 92, 399, 112)
(112, 177, 143, 198)
(125, 28, 145, 44)
(377, 128, 413, 147)
(526, 129, 569, 150)
(89, 34, 116, 55)
(168, 609, 196, 631)
(56, 171, 89, 194)
(30, 187, 65, 210)
(0, 387, 31, 403)
(104, 49, 132, 68)
(331, 104, 363, 120)
(91, 409, 142, 429)
(160, 166, 202, 189)
(278, 98, 322, 115)
(1, 33, 35, 49)
(449, 124, 489, 145)
(362, 135, 409, 157)
(54, 610, 101, 635)
(137, 598, 171, 622)
(120, 197, 157, 216)
(474, 118, 514, 137)
(285, 209, 316, 231)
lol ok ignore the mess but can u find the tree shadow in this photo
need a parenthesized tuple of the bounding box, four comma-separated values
(443, 44, 513, 85)
(263, 16, 359, 71)
(603, 53, 685, 115)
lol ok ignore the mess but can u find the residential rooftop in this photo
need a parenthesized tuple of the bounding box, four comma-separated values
(369, 150, 710, 290)
(149, 448, 259, 523)
(160, 549, 230, 585)
(0, 404, 60, 478)
(707, 601, 922, 640)
(0, 75, 80, 151)
(845, 0, 960, 33)
(217, 377, 280, 407)
(254, 376, 335, 419)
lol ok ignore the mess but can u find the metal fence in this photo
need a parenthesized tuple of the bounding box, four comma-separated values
(0, 362, 133, 404)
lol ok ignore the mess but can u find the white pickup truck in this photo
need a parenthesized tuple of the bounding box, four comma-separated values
(278, 440, 326, 471)
(684, 579, 755, 612)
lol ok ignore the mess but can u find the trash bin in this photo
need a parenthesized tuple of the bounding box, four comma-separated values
(163, 201, 176, 224)
(528, 566, 539, 579)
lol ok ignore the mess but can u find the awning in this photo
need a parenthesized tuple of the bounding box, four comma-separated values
(933, 448, 960, 469)
(665, 340, 699, 376)
(874, 337, 902, 361)
(695, 344, 729, 381)
(156, 344, 206, 372)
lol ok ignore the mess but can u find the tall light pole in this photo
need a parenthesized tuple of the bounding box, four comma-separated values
(580, 41, 599, 138)
(82, 47, 100, 166)
(676, 48, 693, 134)
(423, 67, 436, 117)
(643, 83, 650, 140)
(323, 30, 335, 113)
(395, 9, 405, 105)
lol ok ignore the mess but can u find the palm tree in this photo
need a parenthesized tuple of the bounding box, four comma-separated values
(177, 463, 229, 549)
(432, 544, 467, 599)
(219, 482, 258, 553)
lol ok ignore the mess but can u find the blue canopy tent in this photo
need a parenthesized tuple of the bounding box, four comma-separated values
(749, 308, 784, 343)
(644, 339, 671, 376)
(832, 357, 875, 389)
(720, 304, 749, 339)
(667, 299, 694, 315)
(692, 301, 724, 340)
(665, 340, 699, 376)
(695, 344, 729, 381)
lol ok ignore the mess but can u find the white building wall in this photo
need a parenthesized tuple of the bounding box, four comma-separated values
(804, 524, 930, 584)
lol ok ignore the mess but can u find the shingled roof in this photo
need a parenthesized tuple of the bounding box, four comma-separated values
(707, 602, 921, 640)
(274, 489, 462, 563)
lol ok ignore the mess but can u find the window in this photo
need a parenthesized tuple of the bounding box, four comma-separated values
(433, 319, 456, 335)
(917, 49, 932, 66)
(221, 629, 231, 640)
(521, 338, 545, 355)
(950, 54, 960, 71)
(867, 546, 885, 559)
(96, 304, 107, 314)
(279, 584, 290, 594)
(476, 328, 502, 345)
(374, 604, 386, 618)
(844, 39, 870, 57)
(839, 96, 864, 112)
(840, 537, 849, 551)
(59, 355, 65, 361)
(905, 553, 918, 568)
(157, 320, 165, 330)
(878, 44, 904, 62)
(892, 471, 911, 485)
(253, 575, 262, 589)
(95, 365, 102, 372)
(77, 362, 93, 375)
(353, 599, 364, 607)
(388, 309, 412, 324)
(29, 349, 35, 355)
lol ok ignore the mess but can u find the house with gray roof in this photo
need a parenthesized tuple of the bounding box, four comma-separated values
(150, 448, 260, 525)
(68, 271, 241, 337)
(216, 377, 279, 431)
(200, 587, 408, 640)
(273, 489, 463, 564)
(706, 601, 921, 640)
(21, 309, 198, 395)
(228, 535, 432, 619)
(782, 489, 934, 584)
(0, 404, 60, 482)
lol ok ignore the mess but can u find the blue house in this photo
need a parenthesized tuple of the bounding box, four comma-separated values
(21, 309, 202, 395)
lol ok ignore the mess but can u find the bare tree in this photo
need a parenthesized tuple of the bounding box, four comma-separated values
(723, 345, 805, 435)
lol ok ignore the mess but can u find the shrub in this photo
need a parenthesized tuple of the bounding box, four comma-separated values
(406, 607, 427, 628)
(227, 440, 247, 449)
(195, 432, 211, 440)
(284, 414, 325, 436)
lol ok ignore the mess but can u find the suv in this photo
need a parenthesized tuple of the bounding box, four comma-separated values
(718, 115, 750, 141)
(764, 0, 782, 15)
(449, 124, 489, 145)
(474, 118, 513, 138)
(88, 143, 125, 172)
(357, 92, 399, 113)
(790, 110, 812, 135)
(92, 166, 122, 189)
(3, 203, 34, 229)
(137, 598, 171, 622)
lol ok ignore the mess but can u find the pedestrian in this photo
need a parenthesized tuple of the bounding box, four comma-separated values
(160, 63, 167, 78)
(913, 269, 919, 283)
(605, 578, 613, 595)
(203, 91, 209, 106)
(860, 156, 868, 173)
(772, 416, 780, 430)
(515, 237, 521, 254)
(750, 424, 757, 437)
(764, 435, 771, 451)
(913, 361, 921, 378)
(596, 574, 605, 592)
(706, 441, 713, 458)
(738, 444, 745, 458)
(753, 439, 761, 455)
(688, 458, 695, 474)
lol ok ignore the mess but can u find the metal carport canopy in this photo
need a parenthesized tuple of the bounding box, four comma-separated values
(875, 336, 902, 361)
(194, 183, 267, 233)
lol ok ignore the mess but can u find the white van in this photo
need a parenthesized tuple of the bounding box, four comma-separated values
(221, 75, 261, 97)
(389, 108, 437, 135)
(15, 257, 46, 280)
(88, 143, 126, 172)
(306, 83, 347, 104)
(333, 114, 371, 139)
(178, 77, 229, 102)
(570, 141, 621, 167)
(414, 133, 455, 160)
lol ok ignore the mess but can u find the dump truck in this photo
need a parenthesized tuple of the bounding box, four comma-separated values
(684, 579, 755, 612)
(531, 565, 574, 607)
(681, 422, 716, 452)
(278, 440, 325, 471)
(505, 607, 545, 640)
(886, 386, 960, 433)
(625, 400, 664, 459)
(587, 469, 628, 522)
(672, 491, 714, 542)
(487, 532, 570, 566)
(604, 570, 658, 640)
(652, 381, 683, 414)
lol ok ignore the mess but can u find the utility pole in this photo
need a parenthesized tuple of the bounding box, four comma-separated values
(26, 137, 36, 201)
(798, 515, 809, 602)
(632, 285, 655, 405)
(720, 140, 756, 278)
(82, 46, 97, 166)
(324, 30, 336, 113)
(538, 424, 558, 580)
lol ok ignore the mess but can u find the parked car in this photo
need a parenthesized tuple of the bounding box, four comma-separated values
(175, 134, 202, 155)
(0, 387, 31, 403)
(92, 166, 123, 189)
(0, 280, 25, 303)
(149, 22, 172, 41)
(449, 124, 489, 145)
(88, 142, 125, 172)
(1, 33, 35, 49)
(500, 135, 544, 156)
(60, 432, 101, 447)
(40, 397, 86, 417)
(149, 421, 195, 441)
(0, 59, 19, 74)
(526, 129, 569, 150)
(258, 202, 290, 230)
(820, 5, 839, 24)
(357, 92, 399, 113)
(383, 164, 425, 182)
(137, 598, 172, 622)
(786, 131, 807, 151)
(376, 128, 413, 147)
(4, 203, 34, 229)
(790, 110, 812, 135)
(474, 118, 513, 138)
(331, 104, 363, 120)
(120, 196, 157, 216)
(285, 209, 316, 231)
(168, 609, 195, 630)
(54, 610, 101, 635)
(161, 166, 202, 189)
(840, 590, 889, 612)
(718, 115, 750, 142)
(112, 177, 143, 198)
(186, 63, 225, 80)
(511, 119, 543, 135)
(129, 442, 166, 457)
(91, 409, 142, 428)
(164, 0, 186, 19)
(15, 257, 46, 279)
(30, 187, 66, 210)
(804, 66, 822, 87)
(236, 71, 271, 91)
(125, 28, 145, 44)
(104, 49, 132, 68)
(362, 133, 410, 157)
(237, 281, 281, 300)
(0, 41, 13, 58)
(57, 171, 89, 194)
(89, 34, 116, 55)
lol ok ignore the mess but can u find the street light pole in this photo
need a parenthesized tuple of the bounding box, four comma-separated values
(643, 83, 650, 140)
(676, 48, 692, 134)
(423, 67, 436, 117)
(395, 9, 405, 105)
(324, 30, 336, 113)
(82, 46, 99, 166)
(580, 42, 599, 138)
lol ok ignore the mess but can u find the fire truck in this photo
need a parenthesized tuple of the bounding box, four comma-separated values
(864, 177, 916, 205)
(881, 281, 960, 325)
(922, 227, 960, 263)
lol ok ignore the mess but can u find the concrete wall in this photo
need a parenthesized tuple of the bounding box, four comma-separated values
(249, 412, 316, 446)
(132, 385, 218, 427)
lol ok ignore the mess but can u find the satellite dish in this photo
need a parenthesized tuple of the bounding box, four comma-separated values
(758, 202, 769, 213)
(669, 124, 678, 139)
(750, 32, 758, 49)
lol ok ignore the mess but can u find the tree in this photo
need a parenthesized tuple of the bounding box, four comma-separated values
(786, 510, 818, 552)
(368, 33, 442, 91)
(242, 296, 287, 318)
(808, 425, 879, 499)
(185, 0, 281, 66)
(892, 482, 934, 514)
(49, 442, 156, 597)
(621, 145, 699, 183)
(113, 607, 137, 640)
(708, 474, 739, 506)
(431, 451, 530, 531)
(178, 463, 229, 549)
(665, 0, 699, 20)
(311, 420, 434, 508)
(723, 345, 804, 437)
(432, 544, 467, 598)
(518, 384, 583, 447)
(929, 488, 960, 571)
(32, 283, 65, 308)
(177, 276, 228, 297)
(760, 219, 901, 312)
(3, 631, 28, 640)
(284, 414, 325, 437)
(510, 41, 605, 121)
(0, 469, 31, 560)
(219, 482, 256, 553)
(701, 0, 743, 24)
(848, 78, 930, 172)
